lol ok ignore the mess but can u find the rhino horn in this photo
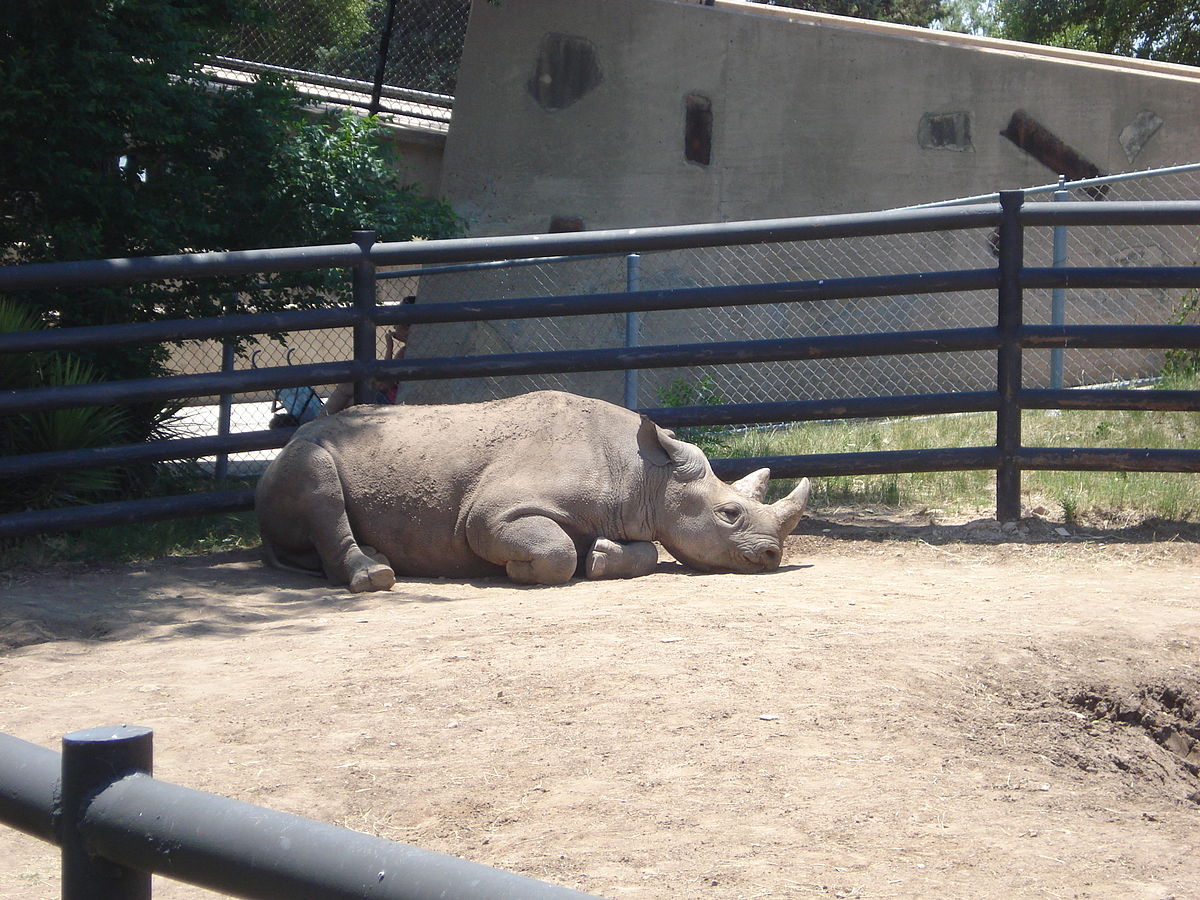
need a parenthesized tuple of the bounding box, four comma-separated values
(729, 467, 771, 503)
(771, 477, 811, 535)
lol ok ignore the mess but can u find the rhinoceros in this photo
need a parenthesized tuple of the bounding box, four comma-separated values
(255, 390, 810, 591)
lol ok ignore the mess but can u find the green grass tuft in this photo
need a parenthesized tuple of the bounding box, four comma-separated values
(716, 372, 1200, 523)
(0, 510, 261, 571)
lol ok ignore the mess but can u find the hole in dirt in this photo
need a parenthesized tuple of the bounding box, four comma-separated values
(1067, 684, 1200, 803)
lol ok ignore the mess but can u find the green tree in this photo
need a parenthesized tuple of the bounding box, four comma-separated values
(992, 0, 1200, 65)
(0, 301, 129, 513)
(935, 0, 1000, 35)
(0, 0, 460, 388)
(0, 0, 461, 513)
(219, 0, 372, 72)
(750, 0, 948, 28)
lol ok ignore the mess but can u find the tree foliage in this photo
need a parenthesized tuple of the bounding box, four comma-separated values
(993, 0, 1200, 65)
(751, 0, 948, 28)
(219, 0, 372, 72)
(0, 300, 130, 513)
(216, 0, 474, 96)
(0, 0, 461, 389)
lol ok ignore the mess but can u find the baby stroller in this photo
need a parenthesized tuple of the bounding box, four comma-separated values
(254, 348, 324, 429)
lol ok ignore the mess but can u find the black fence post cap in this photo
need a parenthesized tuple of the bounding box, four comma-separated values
(64, 725, 153, 746)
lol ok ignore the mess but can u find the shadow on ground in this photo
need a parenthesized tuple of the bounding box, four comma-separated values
(795, 509, 1200, 547)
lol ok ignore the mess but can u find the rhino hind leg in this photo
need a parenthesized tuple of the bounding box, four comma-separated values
(585, 539, 659, 580)
(258, 440, 395, 593)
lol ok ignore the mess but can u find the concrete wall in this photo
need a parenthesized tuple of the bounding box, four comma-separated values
(394, 0, 1200, 407)
(379, 123, 446, 201)
(439, 0, 1200, 231)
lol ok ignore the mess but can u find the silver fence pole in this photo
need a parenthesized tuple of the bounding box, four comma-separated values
(1051, 175, 1069, 392)
(214, 292, 237, 482)
(624, 253, 641, 409)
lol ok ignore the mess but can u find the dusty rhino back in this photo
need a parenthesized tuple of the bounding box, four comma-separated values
(304, 392, 646, 576)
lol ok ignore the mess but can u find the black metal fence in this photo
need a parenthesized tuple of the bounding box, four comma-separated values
(0, 725, 598, 899)
(1, 191, 1199, 539)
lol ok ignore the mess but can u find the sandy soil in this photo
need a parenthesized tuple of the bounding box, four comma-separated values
(2, 509, 1199, 899)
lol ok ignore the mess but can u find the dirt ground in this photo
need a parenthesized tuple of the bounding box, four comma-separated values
(2, 508, 1199, 899)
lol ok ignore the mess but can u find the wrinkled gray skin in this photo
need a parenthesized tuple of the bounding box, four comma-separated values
(256, 390, 811, 592)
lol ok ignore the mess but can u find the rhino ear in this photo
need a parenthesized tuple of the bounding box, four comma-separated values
(729, 468, 771, 503)
(653, 424, 709, 482)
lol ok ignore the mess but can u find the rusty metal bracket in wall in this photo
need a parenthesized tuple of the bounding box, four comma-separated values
(1001, 110, 1109, 199)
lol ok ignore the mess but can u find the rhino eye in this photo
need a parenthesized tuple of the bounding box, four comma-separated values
(716, 503, 742, 524)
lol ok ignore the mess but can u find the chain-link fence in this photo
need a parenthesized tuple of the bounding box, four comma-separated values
(206, 0, 468, 126)
(164, 163, 1200, 468)
(401, 163, 1200, 408)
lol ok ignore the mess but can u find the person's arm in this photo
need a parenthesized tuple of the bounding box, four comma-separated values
(386, 326, 410, 360)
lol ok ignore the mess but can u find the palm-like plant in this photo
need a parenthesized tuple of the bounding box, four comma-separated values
(1, 300, 128, 513)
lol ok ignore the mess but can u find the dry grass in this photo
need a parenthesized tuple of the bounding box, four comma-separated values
(719, 373, 1200, 523)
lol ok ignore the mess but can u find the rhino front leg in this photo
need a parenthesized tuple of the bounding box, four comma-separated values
(473, 515, 578, 585)
(585, 539, 659, 579)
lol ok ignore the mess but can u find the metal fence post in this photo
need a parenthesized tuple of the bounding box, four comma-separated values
(214, 292, 237, 482)
(996, 190, 1025, 522)
(352, 230, 379, 405)
(1050, 175, 1070, 392)
(624, 253, 641, 409)
(369, 0, 400, 115)
(61, 725, 154, 900)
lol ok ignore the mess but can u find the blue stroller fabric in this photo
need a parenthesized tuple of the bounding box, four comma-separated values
(276, 386, 322, 424)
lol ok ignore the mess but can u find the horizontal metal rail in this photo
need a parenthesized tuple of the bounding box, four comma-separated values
(372, 328, 1000, 383)
(1021, 324, 1200, 350)
(1022, 265, 1200, 290)
(1021, 388, 1200, 412)
(0, 205, 1004, 292)
(0, 734, 59, 844)
(1018, 447, 1200, 472)
(642, 391, 1000, 428)
(1020, 200, 1200, 227)
(0, 360, 364, 415)
(711, 446, 1000, 481)
(0, 394, 999, 479)
(0, 489, 257, 539)
(0, 329, 1000, 416)
(0, 429, 290, 478)
(3, 204, 1197, 295)
(384, 270, 995, 326)
(908, 162, 1200, 209)
(0, 269, 996, 356)
(0, 729, 597, 900)
(0, 242, 363, 291)
(0, 306, 361, 355)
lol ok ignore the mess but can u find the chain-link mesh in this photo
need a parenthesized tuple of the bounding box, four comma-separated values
(1020, 169, 1200, 390)
(402, 165, 1200, 408)
(164, 165, 1200, 464)
(206, 0, 467, 126)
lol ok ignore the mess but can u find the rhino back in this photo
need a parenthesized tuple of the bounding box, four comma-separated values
(308, 392, 652, 575)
